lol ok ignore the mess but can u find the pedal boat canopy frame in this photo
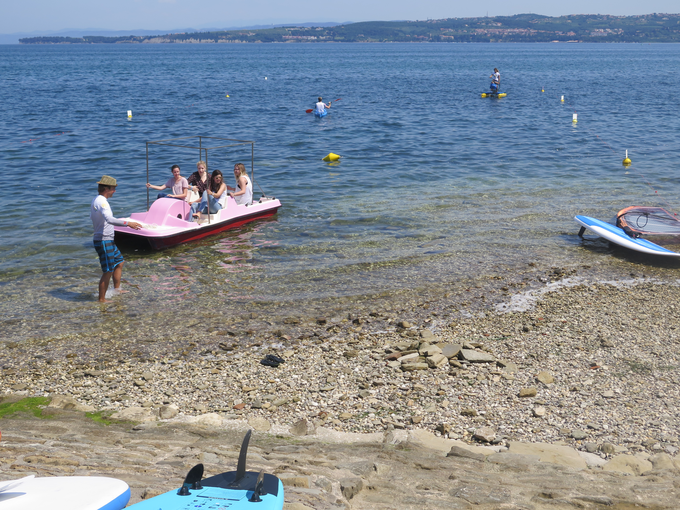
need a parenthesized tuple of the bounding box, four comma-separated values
(145, 136, 256, 216)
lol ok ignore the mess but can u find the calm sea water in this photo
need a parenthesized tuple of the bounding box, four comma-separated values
(2, 43, 680, 340)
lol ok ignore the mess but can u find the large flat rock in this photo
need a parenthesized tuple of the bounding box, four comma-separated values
(507, 441, 587, 470)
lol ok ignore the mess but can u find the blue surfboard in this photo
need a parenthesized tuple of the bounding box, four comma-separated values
(126, 431, 284, 510)
(575, 215, 680, 257)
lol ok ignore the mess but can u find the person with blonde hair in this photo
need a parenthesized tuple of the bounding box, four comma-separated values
(227, 163, 253, 206)
(187, 160, 211, 199)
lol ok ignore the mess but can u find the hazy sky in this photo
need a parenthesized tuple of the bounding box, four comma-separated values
(3, 0, 679, 34)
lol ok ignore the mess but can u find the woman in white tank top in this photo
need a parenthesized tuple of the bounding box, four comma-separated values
(228, 163, 253, 206)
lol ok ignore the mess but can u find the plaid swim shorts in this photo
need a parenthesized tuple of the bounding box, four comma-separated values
(93, 240, 124, 273)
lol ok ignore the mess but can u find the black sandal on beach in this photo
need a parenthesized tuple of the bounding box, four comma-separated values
(266, 354, 285, 364)
(260, 358, 280, 367)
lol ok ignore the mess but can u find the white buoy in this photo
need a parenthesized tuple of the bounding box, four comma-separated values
(572, 113, 577, 123)
(127, 110, 132, 118)
(264, 77, 267, 80)
(561, 95, 564, 102)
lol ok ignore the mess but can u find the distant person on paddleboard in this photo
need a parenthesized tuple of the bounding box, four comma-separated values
(314, 97, 331, 117)
(490, 68, 501, 92)
(227, 163, 253, 206)
(91, 175, 141, 302)
(146, 164, 188, 200)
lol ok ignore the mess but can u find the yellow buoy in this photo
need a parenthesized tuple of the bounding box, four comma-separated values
(481, 93, 487, 98)
(561, 95, 564, 102)
(498, 93, 507, 98)
(226, 94, 230, 97)
(572, 113, 577, 123)
(127, 110, 132, 118)
(623, 150, 632, 166)
(541, 89, 544, 92)
(323, 153, 341, 162)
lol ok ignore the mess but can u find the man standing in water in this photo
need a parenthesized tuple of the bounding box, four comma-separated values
(91, 175, 141, 302)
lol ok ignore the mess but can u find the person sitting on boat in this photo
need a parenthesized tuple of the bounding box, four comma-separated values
(227, 162, 253, 206)
(146, 164, 188, 200)
(489, 68, 500, 92)
(314, 97, 331, 117)
(190, 169, 228, 222)
(187, 160, 211, 199)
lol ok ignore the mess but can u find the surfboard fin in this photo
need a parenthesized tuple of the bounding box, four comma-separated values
(233, 430, 252, 485)
(249, 470, 265, 502)
(178, 463, 204, 496)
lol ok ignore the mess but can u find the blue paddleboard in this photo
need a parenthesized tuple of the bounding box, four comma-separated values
(126, 431, 284, 510)
(575, 215, 680, 257)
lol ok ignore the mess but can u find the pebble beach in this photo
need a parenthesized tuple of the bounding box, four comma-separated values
(3, 265, 680, 507)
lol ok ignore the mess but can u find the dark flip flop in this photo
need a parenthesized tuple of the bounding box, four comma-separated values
(260, 358, 280, 367)
(266, 354, 285, 364)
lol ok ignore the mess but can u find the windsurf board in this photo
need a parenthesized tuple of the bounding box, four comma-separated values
(575, 215, 680, 257)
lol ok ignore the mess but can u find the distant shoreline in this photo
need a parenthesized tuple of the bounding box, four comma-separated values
(17, 13, 680, 45)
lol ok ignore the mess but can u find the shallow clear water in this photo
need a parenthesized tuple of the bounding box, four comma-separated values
(1, 43, 680, 340)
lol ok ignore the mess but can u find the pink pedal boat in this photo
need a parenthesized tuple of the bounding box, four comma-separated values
(114, 136, 282, 250)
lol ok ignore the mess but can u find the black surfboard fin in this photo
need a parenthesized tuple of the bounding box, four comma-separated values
(249, 470, 265, 502)
(178, 463, 204, 495)
(233, 430, 252, 485)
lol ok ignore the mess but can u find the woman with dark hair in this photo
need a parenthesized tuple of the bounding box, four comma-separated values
(227, 163, 253, 206)
(190, 169, 227, 221)
(146, 164, 188, 200)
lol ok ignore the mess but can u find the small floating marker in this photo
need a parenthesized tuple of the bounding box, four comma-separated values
(541, 88, 544, 92)
(481, 93, 487, 98)
(127, 110, 132, 118)
(323, 153, 341, 162)
(561, 95, 564, 102)
(572, 113, 578, 123)
(264, 77, 267, 80)
(623, 149, 632, 166)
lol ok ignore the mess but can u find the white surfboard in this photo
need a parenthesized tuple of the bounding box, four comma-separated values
(575, 215, 680, 258)
(0, 476, 130, 510)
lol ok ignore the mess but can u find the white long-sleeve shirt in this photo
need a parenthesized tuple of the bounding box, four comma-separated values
(91, 194, 128, 241)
